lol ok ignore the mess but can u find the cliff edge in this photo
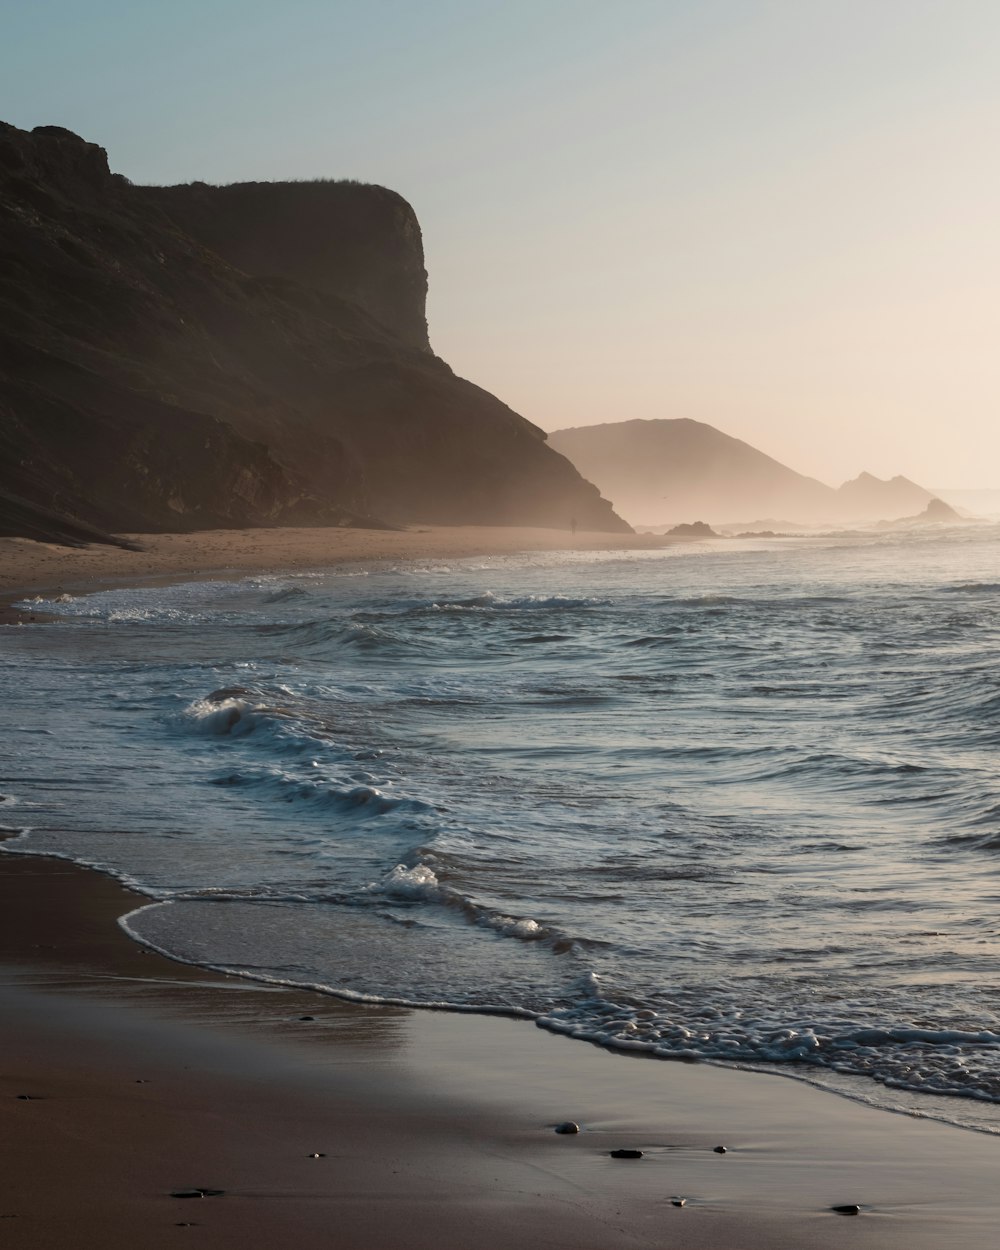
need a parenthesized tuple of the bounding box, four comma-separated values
(0, 122, 628, 543)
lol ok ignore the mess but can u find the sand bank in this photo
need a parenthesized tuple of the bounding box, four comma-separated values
(0, 524, 677, 618)
(2, 852, 1000, 1249)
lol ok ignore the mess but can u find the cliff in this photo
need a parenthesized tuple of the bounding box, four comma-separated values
(548, 419, 934, 527)
(0, 122, 628, 543)
(140, 179, 431, 354)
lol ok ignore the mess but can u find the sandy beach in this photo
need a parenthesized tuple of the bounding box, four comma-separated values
(4, 526, 1000, 1248)
(3, 852, 1000, 1249)
(0, 524, 675, 621)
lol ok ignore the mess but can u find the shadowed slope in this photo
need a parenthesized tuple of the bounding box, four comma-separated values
(0, 122, 628, 541)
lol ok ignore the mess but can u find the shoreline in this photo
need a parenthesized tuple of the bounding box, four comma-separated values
(6, 524, 1000, 1245)
(4, 850, 1000, 1247)
(0, 523, 693, 623)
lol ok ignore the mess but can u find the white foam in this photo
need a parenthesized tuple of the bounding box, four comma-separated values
(183, 696, 266, 737)
(488, 914, 543, 938)
(14, 579, 248, 623)
(376, 862, 442, 900)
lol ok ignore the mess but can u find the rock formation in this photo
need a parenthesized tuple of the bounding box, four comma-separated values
(664, 521, 717, 537)
(917, 497, 961, 523)
(0, 122, 628, 544)
(874, 496, 966, 529)
(835, 471, 932, 520)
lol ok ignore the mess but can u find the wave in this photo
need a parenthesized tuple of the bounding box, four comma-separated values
(671, 593, 848, 609)
(176, 691, 438, 822)
(419, 592, 610, 613)
(209, 765, 433, 818)
(535, 994, 1000, 1105)
(513, 633, 574, 644)
(940, 582, 1000, 595)
(368, 861, 580, 950)
(354, 593, 612, 620)
(14, 580, 244, 623)
(118, 900, 538, 1018)
(259, 619, 416, 652)
(621, 633, 683, 647)
(118, 865, 1000, 1110)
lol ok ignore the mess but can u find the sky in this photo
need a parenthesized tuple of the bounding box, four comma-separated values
(4, 0, 999, 488)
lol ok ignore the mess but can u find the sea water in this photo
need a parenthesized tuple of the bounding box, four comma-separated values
(4, 527, 1000, 1130)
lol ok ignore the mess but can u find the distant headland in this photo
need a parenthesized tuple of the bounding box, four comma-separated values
(549, 418, 950, 529)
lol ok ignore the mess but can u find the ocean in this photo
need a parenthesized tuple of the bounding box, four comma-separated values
(5, 526, 1000, 1131)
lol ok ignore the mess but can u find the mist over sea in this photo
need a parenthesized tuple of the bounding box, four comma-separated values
(5, 527, 1000, 1131)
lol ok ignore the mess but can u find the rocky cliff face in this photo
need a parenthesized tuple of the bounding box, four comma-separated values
(0, 122, 627, 543)
(141, 179, 431, 353)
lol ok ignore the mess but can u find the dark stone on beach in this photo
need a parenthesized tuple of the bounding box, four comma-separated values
(171, 1188, 225, 1199)
(671, 1198, 687, 1207)
(609, 1149, 643, 1159)
(307, 1152, 326, 1158)
(554, 1121, 580, 1134)
(713, 1145, 727, 1153)
(832, 1204, 862, 1215)
(298, 1015, 315, 1022)
(15, 1094, 39, 1101)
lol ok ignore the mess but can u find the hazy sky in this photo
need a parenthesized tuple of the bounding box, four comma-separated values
(5, 0, 999, 487)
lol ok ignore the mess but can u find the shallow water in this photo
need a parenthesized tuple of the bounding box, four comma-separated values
(5, 526, 1000, 1129)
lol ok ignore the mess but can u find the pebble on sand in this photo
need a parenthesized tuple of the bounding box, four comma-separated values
(298, 1015, 316, 1022)
(831, 1204, 862, 1216)
(671, 1198, 687, 1207)
(609, 1149, 643, 1159)
(713, 1145, 727, 1153)
(171, 1188, 225, 1199)
(307, 1152, 326, 1158)
(554, 1122, 580, 1134)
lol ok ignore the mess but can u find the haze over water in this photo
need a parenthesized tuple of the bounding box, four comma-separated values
(5, 527, 1000, 1130)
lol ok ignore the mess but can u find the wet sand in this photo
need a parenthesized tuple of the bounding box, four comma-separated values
(3, 852, 1000, 1249)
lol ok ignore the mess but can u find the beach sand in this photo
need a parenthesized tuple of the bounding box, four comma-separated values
(4, 526, 1000, 1247)
(3, 854, 1000, 1249)
(0, 524, 673, 620)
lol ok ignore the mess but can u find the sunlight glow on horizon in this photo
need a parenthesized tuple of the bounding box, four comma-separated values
(4, 0, 999, 489)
